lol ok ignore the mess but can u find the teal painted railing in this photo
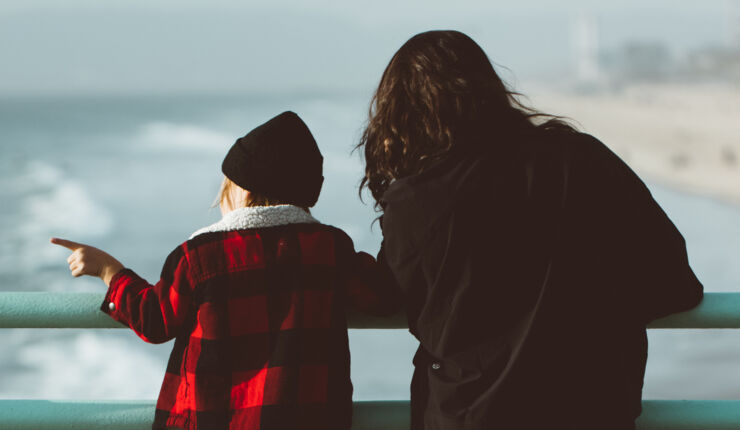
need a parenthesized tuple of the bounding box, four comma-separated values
(0, 400, 410, 430)
(1, 292, 739, 429)
(3, 292, 740, 329)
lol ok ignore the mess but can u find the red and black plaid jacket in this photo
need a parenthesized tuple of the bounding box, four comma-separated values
(101, 210, 399, 430)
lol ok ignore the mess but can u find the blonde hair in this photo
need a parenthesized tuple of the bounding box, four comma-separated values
(214, 177, 310, 212)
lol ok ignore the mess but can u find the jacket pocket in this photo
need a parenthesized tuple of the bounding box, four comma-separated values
(423, 339, 511, 420)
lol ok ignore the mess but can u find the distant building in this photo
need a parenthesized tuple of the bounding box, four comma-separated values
(572, 12, 607, 90)
(603, 41, 675, 84)
(683, 47, 740, 83)
(570, 5, 740, 88)
(729, 0, 740, 50)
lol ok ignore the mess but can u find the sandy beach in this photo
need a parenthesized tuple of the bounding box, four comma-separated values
(528, 83, 740, 205)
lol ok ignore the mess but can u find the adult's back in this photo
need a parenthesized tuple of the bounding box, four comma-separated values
(357, 31, 703, 429)
(379, 128, 702, 429)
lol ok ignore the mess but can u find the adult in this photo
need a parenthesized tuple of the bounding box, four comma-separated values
(359, 30, 703, 430)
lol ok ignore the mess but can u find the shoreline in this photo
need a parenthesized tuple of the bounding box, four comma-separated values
(527, 83, 740, 207)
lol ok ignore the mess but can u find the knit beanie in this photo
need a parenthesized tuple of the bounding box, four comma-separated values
(222, 111, 324, 208)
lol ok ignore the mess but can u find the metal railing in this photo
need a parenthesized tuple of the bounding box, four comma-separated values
(1, 292, 739, 429)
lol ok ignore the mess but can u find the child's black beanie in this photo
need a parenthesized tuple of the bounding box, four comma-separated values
(222, 111, 324, 208)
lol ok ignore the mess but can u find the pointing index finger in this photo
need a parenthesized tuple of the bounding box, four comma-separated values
(50, 237, 84, 251)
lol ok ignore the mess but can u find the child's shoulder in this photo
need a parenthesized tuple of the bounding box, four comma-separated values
(174, 206, 362, 262)
(183, 212, 354, 253)
(295, 222, 357, 252)
(156, 221, 361, 285)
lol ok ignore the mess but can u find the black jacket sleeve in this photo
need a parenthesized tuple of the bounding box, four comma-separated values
(334, 228, 404, 317)
(581, 135, 703, 323)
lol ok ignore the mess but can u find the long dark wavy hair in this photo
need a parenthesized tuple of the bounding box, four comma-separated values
(358, 30, 575, 209)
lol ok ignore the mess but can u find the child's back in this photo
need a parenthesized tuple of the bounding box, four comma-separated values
(107, 205, 387, 429)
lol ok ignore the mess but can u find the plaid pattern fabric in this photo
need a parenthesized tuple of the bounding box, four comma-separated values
(101, 222, 398, 430)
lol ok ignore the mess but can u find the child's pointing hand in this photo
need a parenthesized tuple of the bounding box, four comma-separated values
(50, 238, 124, 286)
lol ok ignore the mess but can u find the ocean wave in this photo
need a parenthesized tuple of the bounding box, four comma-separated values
(133, 121, 233, 153)
(1, 160, 113, 274)
(0, 331, 167, 399)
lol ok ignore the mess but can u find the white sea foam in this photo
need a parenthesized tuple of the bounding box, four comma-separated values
(9, 160, 113, 273)
(4, 331, 167, 399)
(134, 121, 232, 153)
(22, 180, 112, 238)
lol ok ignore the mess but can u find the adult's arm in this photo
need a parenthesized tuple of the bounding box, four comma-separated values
(579, 135, 704, 323)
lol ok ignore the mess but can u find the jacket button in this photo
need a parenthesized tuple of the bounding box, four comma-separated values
(431, 363, 441, 370)
(108, 302, 116, 311)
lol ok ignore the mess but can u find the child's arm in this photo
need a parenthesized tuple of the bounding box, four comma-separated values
(342, 239, 404, 317)
(51, 237, 193, 343)
(50, 238, 124, 286)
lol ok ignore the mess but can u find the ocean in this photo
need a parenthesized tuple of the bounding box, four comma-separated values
(0, 94, 739, 401)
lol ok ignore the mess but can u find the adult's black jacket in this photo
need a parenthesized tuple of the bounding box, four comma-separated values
(378, 130, 703, 430)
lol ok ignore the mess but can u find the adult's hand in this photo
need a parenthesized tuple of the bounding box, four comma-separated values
(50, 237, 124, 286)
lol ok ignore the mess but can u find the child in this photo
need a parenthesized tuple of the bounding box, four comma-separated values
(51, 111, 401, 430)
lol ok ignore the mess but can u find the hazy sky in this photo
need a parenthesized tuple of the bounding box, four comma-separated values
(0, 0, 735, 96)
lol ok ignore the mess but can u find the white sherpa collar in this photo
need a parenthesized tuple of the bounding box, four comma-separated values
(189, 205, 319, 239)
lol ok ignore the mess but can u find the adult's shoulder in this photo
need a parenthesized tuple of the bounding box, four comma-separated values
(566, 131, 626, 168)
(539, 129, 648, 194)
(537, 128, 612, 160)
